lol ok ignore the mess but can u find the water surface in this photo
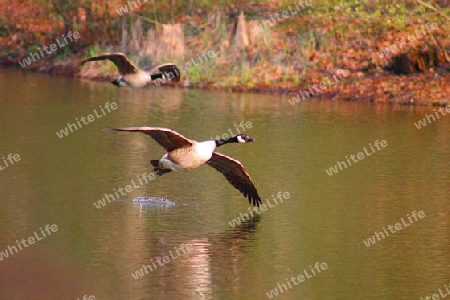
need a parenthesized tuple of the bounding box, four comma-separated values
(0, 67, 449, 299)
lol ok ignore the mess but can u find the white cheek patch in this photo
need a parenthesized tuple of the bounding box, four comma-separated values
(118, 77, 128, 86)
(237, 136, 246, 143)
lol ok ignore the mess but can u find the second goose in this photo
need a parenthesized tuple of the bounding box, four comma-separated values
(81, 53, 180, 87)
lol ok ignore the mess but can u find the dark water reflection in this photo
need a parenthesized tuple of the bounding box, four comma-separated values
(0, 67, 449, 299)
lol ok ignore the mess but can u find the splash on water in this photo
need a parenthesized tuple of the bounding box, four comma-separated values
(132, 196, 176, 206)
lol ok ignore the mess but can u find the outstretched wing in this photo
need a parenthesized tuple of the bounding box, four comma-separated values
(145, 63, 181, 82)
(81, 53, 138, 75)
(104, 127, 193, 152)
(206, 152, 261, 206)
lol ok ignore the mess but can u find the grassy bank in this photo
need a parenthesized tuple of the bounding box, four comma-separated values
(1, 0, 449, 104)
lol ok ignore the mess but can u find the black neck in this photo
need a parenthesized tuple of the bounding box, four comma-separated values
(151, 74, 164, 80)
(215, 136, 238, 147)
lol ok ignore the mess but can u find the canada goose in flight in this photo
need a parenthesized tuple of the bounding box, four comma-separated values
(81, 53, 180, 87)
(105, 127, 262, 206)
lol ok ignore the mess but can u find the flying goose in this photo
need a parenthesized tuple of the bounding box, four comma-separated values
(81, 53, 180, 87)
(105, 127, 261, 206)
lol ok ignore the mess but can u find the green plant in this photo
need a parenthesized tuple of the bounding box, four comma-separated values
(0, 17, 9, 37)
(86, 45, 100, 59)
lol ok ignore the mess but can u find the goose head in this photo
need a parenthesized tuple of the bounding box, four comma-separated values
(111, 76, 128, 87)
(236, 134, 255, 143)
(215, 134, 255, 147)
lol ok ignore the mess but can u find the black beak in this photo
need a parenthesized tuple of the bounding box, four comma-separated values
(111, 79, 121, 87)
(248, 137, 255, 142)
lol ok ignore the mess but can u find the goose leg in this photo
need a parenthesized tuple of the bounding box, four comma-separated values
(153, 167, 172, 176)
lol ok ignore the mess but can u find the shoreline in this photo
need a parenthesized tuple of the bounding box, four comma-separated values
(2, 61, 449, 106)
(2, 2, 449, 106)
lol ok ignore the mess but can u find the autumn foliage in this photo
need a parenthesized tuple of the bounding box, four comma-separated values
(0, 0, 449, 104)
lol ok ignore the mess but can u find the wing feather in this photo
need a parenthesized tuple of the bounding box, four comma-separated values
(145, 63, 181, 82)
(206, 152, 261, 206)
(104, 127, 193, 152)
(81, 53, 138, 75)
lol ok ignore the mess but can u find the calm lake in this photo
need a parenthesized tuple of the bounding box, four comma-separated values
(0, 67, 449, 300)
